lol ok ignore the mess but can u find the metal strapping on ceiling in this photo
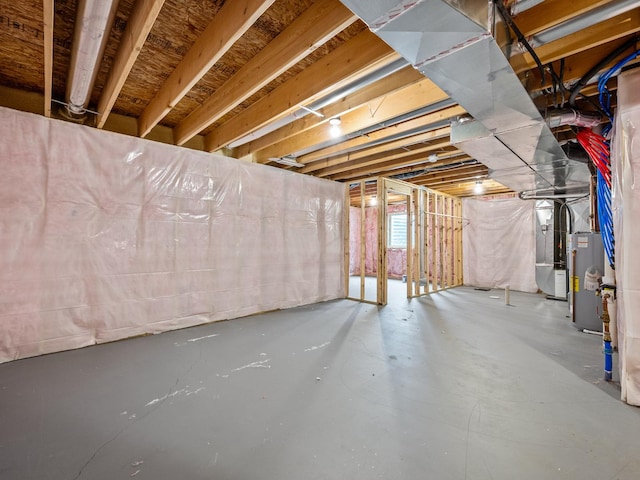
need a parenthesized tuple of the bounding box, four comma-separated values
(338, 0, 591, 193)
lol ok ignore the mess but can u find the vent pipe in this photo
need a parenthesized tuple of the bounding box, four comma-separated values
(64, 0, 119, 119)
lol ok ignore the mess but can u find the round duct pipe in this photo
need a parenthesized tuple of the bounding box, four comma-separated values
(65, 0, 120, 118)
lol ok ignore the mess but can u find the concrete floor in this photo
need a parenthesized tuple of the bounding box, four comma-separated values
(1, 287, 639, 480)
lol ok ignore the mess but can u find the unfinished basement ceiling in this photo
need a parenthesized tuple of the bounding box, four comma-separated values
(0, 0, 638, 196)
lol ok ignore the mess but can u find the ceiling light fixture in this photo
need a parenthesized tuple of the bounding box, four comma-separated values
(428, 153, 438, 163)
(329, 117, 342, 138)
(474, 180, 484, 195)
(370, 196, 378, 206)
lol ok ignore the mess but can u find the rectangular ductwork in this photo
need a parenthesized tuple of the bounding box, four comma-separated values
(339, 0, 590, 193)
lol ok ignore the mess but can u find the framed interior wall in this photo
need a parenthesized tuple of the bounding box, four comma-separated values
(345, 177, 463, 305)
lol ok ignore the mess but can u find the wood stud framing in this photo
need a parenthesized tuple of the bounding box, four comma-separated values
(345, 177, 463, 305)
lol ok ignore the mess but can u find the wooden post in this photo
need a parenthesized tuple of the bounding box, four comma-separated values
(344, 183, 350, 298)
(455, 198, 463, 286)
(360, 181, 366, 300)
(405, 193, 412, 299)
(430, 192, 437, 292)
(413, 188, 421, 297)
(447, 197, 454, 288)
(376, 178, 387, 305)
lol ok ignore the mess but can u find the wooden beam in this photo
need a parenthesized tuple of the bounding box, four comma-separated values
(97, 0, 166, 128)
(511, 9, 640, 73)
(338, 157, 472, 186)
(525, 36, 639, 92)
(411, 165, 488, 185)
(302, 126, 452, 175)
(0, 85, 207, 150)
(438, 179, 510, 197)
(137, 0, 274, 137)
(327, 143, 455, 181)
(232, 65, 423, 157)
(317, 135, 453, 179)
(414, 168, 490, 189)
(205, 30, 399, 152)
(347, 153, 469, 180)
(298, 104, 463, 169)
(343, 183, 350, 298)
(514, 0, 612, 37)
(254, 79, 451, 163)
(43, 0, 54, 117)
(174, 0, 357, 145)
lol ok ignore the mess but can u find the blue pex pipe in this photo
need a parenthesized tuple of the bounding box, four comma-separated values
(604, 340, 613, 381)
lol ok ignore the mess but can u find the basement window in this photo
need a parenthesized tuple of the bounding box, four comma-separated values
(388, 213, 407, 248)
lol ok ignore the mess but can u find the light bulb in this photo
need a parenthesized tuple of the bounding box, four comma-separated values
(473, 180, 484, 195)
(329, 124, 341, 138)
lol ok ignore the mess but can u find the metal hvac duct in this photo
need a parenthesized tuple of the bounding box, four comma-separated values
(65, 0, 120, 118)
(338, 0, 591, 193)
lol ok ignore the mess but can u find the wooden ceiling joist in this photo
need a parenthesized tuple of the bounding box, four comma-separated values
(511, 9, 640, 74)
(296, 105, 463, 167)
(255, 79, 452, 163)
(137, 0, 274, 137)
(326, 142, 457, 181)
(303, 128, 453, 176)
(173, 0, 357, 145)
(438, 180, 510, 196)
(411, 164, 488, 186)
(339, 153, 472, 186)
(514, 0, 612, 37)
(231, 64, 423, 158)
(97, 0, 166, 129)
(526, 36, 639, 92)
(43, 0, 54, 117)
(205, 30, 399, 153)
(343, 153, 470, 180)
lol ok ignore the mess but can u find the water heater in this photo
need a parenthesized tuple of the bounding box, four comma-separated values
(568, 233, 605, 331)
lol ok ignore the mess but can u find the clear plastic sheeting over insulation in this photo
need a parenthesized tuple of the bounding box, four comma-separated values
(463, 195, 537, 293)
(0, 107, 345, 363)
(613, 69, 640, 406)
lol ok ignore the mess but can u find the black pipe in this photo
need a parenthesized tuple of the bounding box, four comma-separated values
(568, 36, 638, 107)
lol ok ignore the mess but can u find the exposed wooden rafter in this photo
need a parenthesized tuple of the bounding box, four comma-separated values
(513, 0, 612, 37)
(97, 0, 166, 128)
(173, 0, 358, 145)
(304, 127, 453, 176)
(138, 0, 275, 137)
(231, 64, 423, 157)
(205, 30, 400, 153)
(254, 78, 452, 163)
(511, 9, 640, 73)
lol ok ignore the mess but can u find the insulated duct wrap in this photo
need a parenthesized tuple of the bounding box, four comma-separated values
(0, 107, 345, 363)
(339, 0, 590, 192)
